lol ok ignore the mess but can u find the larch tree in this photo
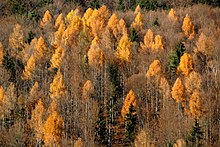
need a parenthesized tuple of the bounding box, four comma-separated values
(74, 138, 84, 147)
(49, 69, 66, 102)
(184, 71, 202, 96)
(87, 36, 105, 68)
(22, 55, 35, 80)
(172, 78, 185, 103)
(140, 29, 154, 51)
(40, 10, 52, 28)
(29, 99, 46, 142)
(130, 12, 143, 32)
(43, 111, 64, 146)
(62, 15, 83, 46)
(146, 59, 162, 78)
(55, 13, 64, 29)
(116, 34, 132, 63)
(177, 53, 193, 76)
(65, 8, 80, 25)
(194, 32, 214, 56)
(34, 36, 48, 61)
(107, 13, 119, 39)
(82, 8, 94, 27)
(173, 139, 186, 147)
(87, 5, 110, 37)
(168, 8, 177, 21)
(0, 42, 4, 65)
(134, 5, 141, 14)
(8, 24, 24, 57)
(118, 19, 128, 37)
(189, 90, 202, 118)
(54, 22, 66, 47)
(182, 14, 195, 40)
(134, 128, 154, 147)
(50, 47, 65, 69)
(151, 35, 164, 52)
(0, 84, 16, 119)
(82, 80, 94, 103)
(159, 77, 171, 98)
(121, 90, 137, 118)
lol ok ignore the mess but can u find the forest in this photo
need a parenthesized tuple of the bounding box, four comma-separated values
(0, 0, 220, 146)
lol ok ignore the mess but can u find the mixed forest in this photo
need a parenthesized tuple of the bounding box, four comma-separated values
(0, 0, 220, 146)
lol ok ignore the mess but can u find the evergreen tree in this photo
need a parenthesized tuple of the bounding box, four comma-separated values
(188, 119, 203, 147)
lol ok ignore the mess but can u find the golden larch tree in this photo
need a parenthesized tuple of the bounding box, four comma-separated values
(116, 34, 132, 63)
(54, 22, 66, 47)
(40, 10, 52, 28)
(55, 13, 64, 29)
(146, 60, 162, 78)
(43, 111, 64, 146)
(0, 84, 16, 119)
(130, 12, 143, 31)
(194, 32, 214, 56)
(189, 90, 202, 118)
(134, 5, 141, 14)
(9, 24, 24, 57)
(177, 53, 193, 76)
(82, 8, 94, 27)
(121, 90, 137, 117)
(151, 35, 164, 52)
(182, 14, 195, 40)
(184, 71, 202, 95)
(50, 47, 65, 69)
(29, 99, 46, 141)
(159, 77, 171, 98)
(22, 55, 35, 80)
(119, 18, 128, 37)
(34, 36, 48, 60)
(82, 80, 94, 103)
(107, 13, 120, 38)
(65, 8, 80, 25)
(49, 69, 66, 101)
(87, 5, 110, 37)
(172, 78, 185, 103)
(0, 42, 4, 65)
(173, 139, 186, 147)
(140, 29, 154, 51)
(168, 8, 177, 21)
(87, 36, 105, 68)
(62, 15, 83, 46)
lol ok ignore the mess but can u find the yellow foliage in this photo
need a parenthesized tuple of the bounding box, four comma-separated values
(34, 37, 48, 60)
(74, 138, 84, 147)
(62, 15, 83, 46)
(159, 77, 171, 98)
(43, 111, 64, 146)
(40, 10, 52, 28)
(9, 24, 24, 57)
(87, 5, 110, 36)
(88, 36, 105, 68)
(82, 8, 94, 31)
(134, 128, 155, 147)
(134, 5, 141, 14)
(194, 32, 214, 56)
(119, 19, 128, 36)
(184, 71, 202, 95)
(172, 78, 185, 103)
(140, 29, 154, 50)
(22, 38, 37, 63)
(107, 13, 119, 37)
(189, 90, 202, 118)
(50, 47, 65, 69)
(151, 35, 164, 52)
(0, 84, 16, 119)
(0, 42, 4, 65)
(121, 90, 137, 117)
(22, 55, 35, 80)
(29, 99, 45, 141)
(182, 14, 195, 40)
(131, 12, 143, 31)
(55, 13, 64, 29)
(116, 34, 132, 63)
(29, 82, 39, 98)
(50, 69, 66, 101)
(54, 22, 66, 47)
(65, 8, 80, 25)
(177, 53, 193, 76)
(168, 8, 177, 21)
(82, 80, 94, 103)
(146, 60, 162, 78)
